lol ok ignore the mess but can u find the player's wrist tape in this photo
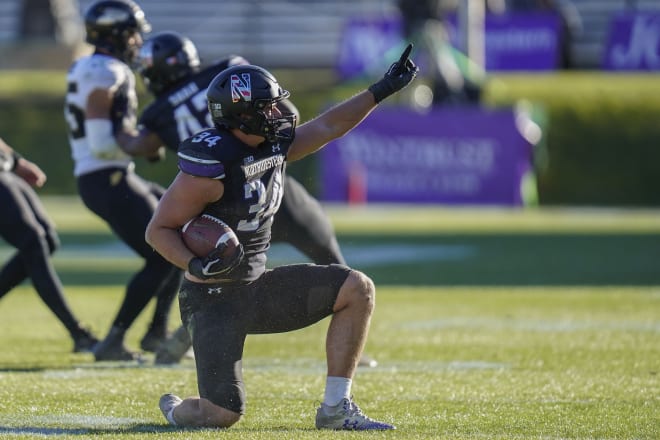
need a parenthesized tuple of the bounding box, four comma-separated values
(10, 150, 23, 171)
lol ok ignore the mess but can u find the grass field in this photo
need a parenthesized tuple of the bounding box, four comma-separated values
(0, 198, 658, 439)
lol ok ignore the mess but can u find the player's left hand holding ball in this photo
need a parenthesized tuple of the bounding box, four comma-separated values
(188, 244, 244, 280)
(368, 43, 419, 103)
(181, 214, 245, 279)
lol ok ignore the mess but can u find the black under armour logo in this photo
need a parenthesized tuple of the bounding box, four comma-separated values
(207, 287, 223, 295)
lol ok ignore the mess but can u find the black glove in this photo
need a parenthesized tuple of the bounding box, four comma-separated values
(368, 43, 419, 104)
(187, 243, 245, 280)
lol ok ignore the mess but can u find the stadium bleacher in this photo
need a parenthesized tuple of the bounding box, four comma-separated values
(76, 0, 396, 68)
(0, 1, 20, 42)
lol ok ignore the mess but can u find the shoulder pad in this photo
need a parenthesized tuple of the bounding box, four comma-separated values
(72, 56, 123, 90)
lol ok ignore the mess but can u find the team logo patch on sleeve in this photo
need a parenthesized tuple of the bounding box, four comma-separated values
(231, 73, 252, 103)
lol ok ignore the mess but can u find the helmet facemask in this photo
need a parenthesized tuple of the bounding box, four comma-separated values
(238, 95, 296, 143)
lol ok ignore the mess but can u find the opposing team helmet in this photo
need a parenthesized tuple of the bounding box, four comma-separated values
(206, 65, 296, 143)
(84, 0, 151, 63)
(137, 31, 201, 95)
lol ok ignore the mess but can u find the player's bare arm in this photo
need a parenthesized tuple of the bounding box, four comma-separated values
(115, 126, 166, 158)
(146, 171, 223, 271)
(86, 87, 113, 119)
(287, 91, 376, 162)
(86, 87, 164, 159)
(0, 137, 46, 187)
(287, 43, 418, 162)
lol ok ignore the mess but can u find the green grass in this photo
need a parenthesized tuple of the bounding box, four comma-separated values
(0, 198, 659, 439)
(0, 287, 657, 439)
(25, 198, 660, 287)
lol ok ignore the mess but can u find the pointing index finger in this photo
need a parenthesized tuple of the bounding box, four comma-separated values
(398, 43, 413, 65)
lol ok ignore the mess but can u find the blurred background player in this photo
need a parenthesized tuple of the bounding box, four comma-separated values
(0, 137, 98, 352)
(118, 31, 377, 367)
(63, 0, 182, 361)
(397, 0, 484, 107)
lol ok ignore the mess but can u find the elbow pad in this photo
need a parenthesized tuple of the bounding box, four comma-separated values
(85, 119, 127, 160)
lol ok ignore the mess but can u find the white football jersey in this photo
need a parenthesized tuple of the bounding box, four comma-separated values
(64, 53, 136, 176)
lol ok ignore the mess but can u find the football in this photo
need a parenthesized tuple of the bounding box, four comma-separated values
(181, 214, 240, 258)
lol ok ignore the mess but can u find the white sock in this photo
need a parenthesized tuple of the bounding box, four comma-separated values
(166, 406, 178, 426)
(323, 376, 352, 407)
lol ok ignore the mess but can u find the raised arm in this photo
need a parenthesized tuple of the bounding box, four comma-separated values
(287, 44, 418, 162)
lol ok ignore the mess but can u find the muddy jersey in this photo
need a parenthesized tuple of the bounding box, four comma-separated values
(138, 56, 248, 150)
(64, 53, 136, 176)
(177, 127, 291, 283)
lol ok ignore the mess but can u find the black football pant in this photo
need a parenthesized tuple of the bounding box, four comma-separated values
(180, 263, 351, 414)
(77, 167, 182, 333)
(0, 171, 84, 335)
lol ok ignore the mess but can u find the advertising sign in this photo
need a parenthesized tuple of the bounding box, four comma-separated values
(603, 12, 660, 70)
(320, 108, 533, 205)
(337, 13, 561, 77)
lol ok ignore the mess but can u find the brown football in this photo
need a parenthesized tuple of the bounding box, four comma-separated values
(181, 214, 240, 258)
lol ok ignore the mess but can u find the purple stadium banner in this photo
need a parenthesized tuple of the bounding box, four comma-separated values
(602, 12, 660, 71)
(320, 108, 533, 205)
(479, 13, 560, 71)
(336, 16, 403, 79)
(337, 13, 561, 78)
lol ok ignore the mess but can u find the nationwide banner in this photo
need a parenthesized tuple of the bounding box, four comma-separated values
(320, 107, 535, 205)
(477, 13, 560, 71)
